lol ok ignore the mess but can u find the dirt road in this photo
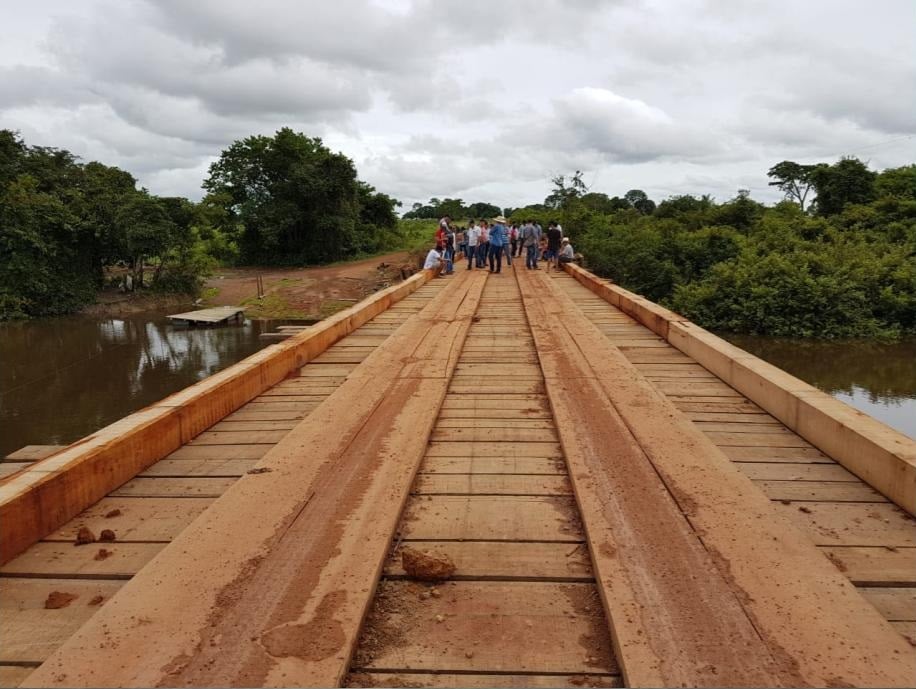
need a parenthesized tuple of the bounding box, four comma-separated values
(204, 251, 412, 319)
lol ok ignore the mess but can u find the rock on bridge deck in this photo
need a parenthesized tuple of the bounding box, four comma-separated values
(0, 264, 913, 688)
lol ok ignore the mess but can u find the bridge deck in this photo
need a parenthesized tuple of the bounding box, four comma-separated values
(1, 266, 913, 687)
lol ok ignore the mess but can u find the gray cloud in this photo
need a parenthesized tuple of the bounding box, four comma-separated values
(0, 0, 912, 208)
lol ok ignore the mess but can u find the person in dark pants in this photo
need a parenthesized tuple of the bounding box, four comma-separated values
(521, 220, 540, 269)
(545, 221, 562, 271)
(488, 216, 508, 273)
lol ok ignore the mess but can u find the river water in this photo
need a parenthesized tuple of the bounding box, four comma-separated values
(723, 335, 916, 440)
(0, 312, 273, 457)
(1, 313, 914, 458)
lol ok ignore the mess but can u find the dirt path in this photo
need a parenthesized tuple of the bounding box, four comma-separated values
(204, 251, 413, 319)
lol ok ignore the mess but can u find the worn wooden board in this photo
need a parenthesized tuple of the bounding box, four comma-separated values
(139, 458, 258, 477)
(0, 665, 35, 688)
(434, 418, 554, 429)
(44, 497, 214, 543)
(384, 541, 592, 580)
(891, 621, 916, 645)
(426, 442, 563, 458)
(0, 578, 124, 662)
(775, 502, 916, 547)
(3, 446, 65, 462)
(0, 464, 31, 479)
(110, 477, 236, 498)
(755, 480, 886, 503)
(419, 456, 565, 475)
(413, 474, 571, 496)
(819, 546, 916, 585)
(0, 542, 164, 579)
(346, 671, 621, 688)
(720, 445, 830, 462)
(736, 462, 857, 481)
(186, 430, 289, 445)
(859, 587, 916, 621)
(441, 396, 548, 410)
(401, 495, 582, 541)
(704, 431, 815, 448)
(165, 444, 269, 460)
(357, 581, 616, 675)
(430, 428, 557, 443)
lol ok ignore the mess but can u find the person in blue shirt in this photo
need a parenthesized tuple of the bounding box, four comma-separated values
(487, 216, 508, 273)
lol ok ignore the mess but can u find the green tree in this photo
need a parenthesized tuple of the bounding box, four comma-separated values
(809, 157, 877, 216)
(767, 161, 816, 211)
(624, 189, 656, 214)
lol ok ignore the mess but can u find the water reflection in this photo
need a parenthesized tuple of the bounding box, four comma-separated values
(724, 335, 916, 440)
(0, 312, 273, 457)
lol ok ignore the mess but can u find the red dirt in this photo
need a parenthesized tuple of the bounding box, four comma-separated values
(45, 591, 79, 609)
(98, 529, 116, 542)
(74, 527, 96, 546)
(88, 595, 104, 606)
(94, 549, 113, 561)
(104, 509, 122, 518)
(204, 251, 411, 316)
(400, 547, 456, 581)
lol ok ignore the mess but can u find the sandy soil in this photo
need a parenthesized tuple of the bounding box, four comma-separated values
(204, 251, 413, 318)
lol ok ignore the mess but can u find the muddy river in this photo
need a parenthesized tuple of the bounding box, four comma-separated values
(1, 315, 913, 458)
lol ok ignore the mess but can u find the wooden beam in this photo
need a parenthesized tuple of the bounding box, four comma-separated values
(562, 262, 916, 515)
(24, 270, 487, 688)
(0, 270, 435, 565)
(520, 267, 915, 687)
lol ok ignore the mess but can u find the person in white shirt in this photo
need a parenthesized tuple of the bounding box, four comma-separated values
(423, 246, 445, 276)
(559, 237, 574, 264)
(466, 222, 481, 270)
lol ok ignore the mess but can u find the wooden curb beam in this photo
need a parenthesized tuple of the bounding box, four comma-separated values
(520, 266, 915, 687)
(0, 270, 435, 565)
(25, 270, 488, 688)
(562, 262, 916, 515)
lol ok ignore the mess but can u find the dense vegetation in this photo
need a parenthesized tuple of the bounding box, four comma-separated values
(0, 130, 216, 319)
(509, 161, 916, 338)
(403, 198, 501, 220)
(0, 128, 404, 319)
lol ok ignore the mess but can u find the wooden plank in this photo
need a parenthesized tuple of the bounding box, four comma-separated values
(346, 671, 622, 688)
(0, 464, 31, 479)
(0, 542, 164, 579)
(736, 462, 857, 481)
(402, 495, 582, 541)
(721, 445, 830, 463)
(139, 458, 258, 477)
(441, 397, 547, 410)
(355, 581, 616, 675)
(430, 428, 557, 443)
(775, 502, 916, 547)
(188, 430, 289, 445)
(23, 269, 483, 688)
(682, 411, 777, 424)
(383, 541, 592, 580)
(3, 446, 65, 462)
(44, 497, 214, 543)
(165, 444, 269, 460)
(438, 407, 551, 419)
(891, 621, 916, 646)
(434, 418, 553, 429)
(110, 477, 236, 498)
(167, 306, 244, 324)
(427, 442, 562, 458)
(0, 665, 35, 688)
(819, 546, 916, 585)
(525, 266, 916, 686)
(860, 587, 916, 621)
(208, 419, 299, 432)
(755, 480, 886, 503)
(420, 456, 565, 475)
(448, 382, 545, 395)
(0, 578, 124, 662)
(692, 421, 793, 434)
(413, 474, 571, 496)
(704, 431, 814, 448)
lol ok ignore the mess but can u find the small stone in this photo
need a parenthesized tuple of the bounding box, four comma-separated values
(465, 651, 474, 659)
(45, 591, 79, 609)
(104, 509, 122, 519)
(88, 595, 104, 606)
(94, 548, 113, 561)
(435, 614, 445, 623)
(99, 529, 117, 542)
(74, 526, 96, 546)
(401, 548, 456, 581)
(430, 588, 441, 598)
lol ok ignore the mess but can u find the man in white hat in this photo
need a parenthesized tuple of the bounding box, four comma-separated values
(559, 236, 574, 265)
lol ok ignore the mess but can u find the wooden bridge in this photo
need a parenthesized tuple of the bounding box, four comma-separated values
(1, 264, 914, 688)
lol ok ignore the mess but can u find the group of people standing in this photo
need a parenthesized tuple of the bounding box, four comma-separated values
(425, 215, 575, 276)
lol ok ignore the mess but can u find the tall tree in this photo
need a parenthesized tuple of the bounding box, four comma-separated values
(809, 157, 877, 216)
(767, 160, 816, 212)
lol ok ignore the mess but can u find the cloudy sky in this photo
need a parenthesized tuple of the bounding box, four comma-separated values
(1, 0, 914, 210)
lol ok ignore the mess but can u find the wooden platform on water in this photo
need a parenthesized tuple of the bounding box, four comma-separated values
(167, 306, 245, 325)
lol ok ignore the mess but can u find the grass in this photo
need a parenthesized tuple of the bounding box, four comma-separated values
(240, 292, 307, 319)
(319, 299, 356, 318)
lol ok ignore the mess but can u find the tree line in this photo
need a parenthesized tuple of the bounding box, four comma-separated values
(513, 159, 915, 338)
(0, 128, 401, 319)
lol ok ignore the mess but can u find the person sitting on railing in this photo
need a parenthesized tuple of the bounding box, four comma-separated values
(559, 237, 575, 264)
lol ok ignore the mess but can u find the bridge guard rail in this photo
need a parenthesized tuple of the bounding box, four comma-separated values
(562, 262, 916, 515)
(0, 269, 435, 565)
